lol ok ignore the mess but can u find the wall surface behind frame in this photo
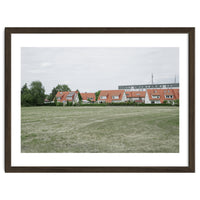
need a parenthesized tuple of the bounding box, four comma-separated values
(0, 0, 199, 200)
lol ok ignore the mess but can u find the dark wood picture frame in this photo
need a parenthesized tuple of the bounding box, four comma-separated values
(5, 27, 195, 173)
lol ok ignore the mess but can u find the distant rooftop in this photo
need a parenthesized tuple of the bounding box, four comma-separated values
(118, 83, 179, 90)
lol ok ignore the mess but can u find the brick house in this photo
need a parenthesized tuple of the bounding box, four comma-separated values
(55, 91, 79, 104)
(97, 90, 127, 103)
(145, 89, 179, 104)
(80, 92, 96, 103)
(125, 91, 146, 103)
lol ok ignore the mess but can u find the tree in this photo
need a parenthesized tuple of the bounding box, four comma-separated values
(21, 83, 32, 106)
(49, 87, 57, 101)
(30, 81, 45, 105)
(87, 98, 91, 102)
(21, 83, 29, 95)
(54, 94, 57, 105)
(55, 84, 71, 92)
(77, 90, 82, 102)
(95, 90, 101, 101)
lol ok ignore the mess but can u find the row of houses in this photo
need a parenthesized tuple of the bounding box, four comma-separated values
(55, 89, 179, 104)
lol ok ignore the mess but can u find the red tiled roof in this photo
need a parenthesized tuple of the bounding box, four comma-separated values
(147, 89, 179, 103)
(126, 91, 146, 98)
(55, 91, 78, 102)
(56, 92, 66, 98)
(98, 90, 125, 103)
(80, 93, 96, 102)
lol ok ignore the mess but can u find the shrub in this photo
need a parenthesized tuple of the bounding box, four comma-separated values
(43, 102, 56, 106)
(65, 101, 73, 106)
(56, 102, 63, 106)
(133, 101, 138, 106)
(78, 102, 172, 106)
(174, 99, 179, 106)
(163, 100, 168, 104)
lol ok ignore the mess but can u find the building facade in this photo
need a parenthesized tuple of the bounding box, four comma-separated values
(118, 83, 179, 91)
(145, 89, 179, 104)
(125, 91, 146, 103)
(55, 91, 79, 104)
(80, 92, 96, 103)
(97, 90, 127, 103)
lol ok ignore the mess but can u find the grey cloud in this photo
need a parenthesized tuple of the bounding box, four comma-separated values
(21, 47, 179, 94)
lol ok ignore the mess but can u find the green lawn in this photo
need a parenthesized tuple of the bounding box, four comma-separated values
(21, 106, 179, 153)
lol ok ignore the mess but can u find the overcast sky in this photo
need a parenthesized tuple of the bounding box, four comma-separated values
(21, 47, 179, 94)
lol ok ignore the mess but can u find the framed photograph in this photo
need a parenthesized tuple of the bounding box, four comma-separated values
(5, 27, 195, 172)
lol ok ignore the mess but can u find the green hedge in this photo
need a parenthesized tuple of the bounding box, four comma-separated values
(65, 101, 73, 106)
(43, 103, 56, 106)
(22, 102, 178, 107)
(56, 102, 63, 106)
(79, 102, 174, 106)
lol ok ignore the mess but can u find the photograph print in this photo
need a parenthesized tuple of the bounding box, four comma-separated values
(21, 47, 179, 153)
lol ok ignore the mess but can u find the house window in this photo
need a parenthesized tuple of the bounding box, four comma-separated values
(112, 96, 119, 99)
(100, 96, 107, 99)
(152, 95, 160, 98)
(166, 95, 173, 98)
(57, 97, 61, 100)
(67, 97, 72, 100)
(60, 92, 62, 94)
(136, 93, 140, 95)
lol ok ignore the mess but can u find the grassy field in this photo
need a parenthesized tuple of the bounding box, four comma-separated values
(21, 106, 179, 153)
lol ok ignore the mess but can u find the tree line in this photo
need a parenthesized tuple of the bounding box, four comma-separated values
(21, 81, 71, 106)
(21, 81, 101, 106)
